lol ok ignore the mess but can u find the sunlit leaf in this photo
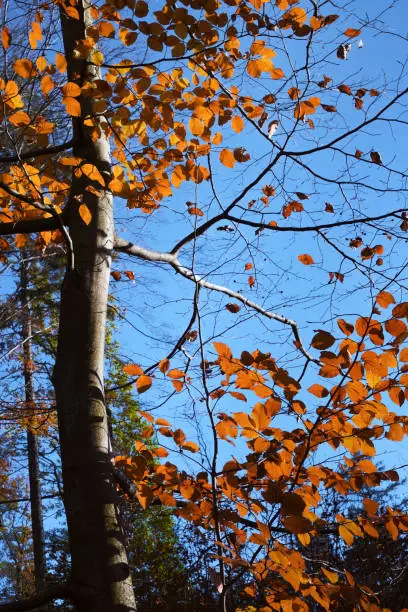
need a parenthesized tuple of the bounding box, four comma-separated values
(298, 254, 314, 265)
(79, 204, 92, 225)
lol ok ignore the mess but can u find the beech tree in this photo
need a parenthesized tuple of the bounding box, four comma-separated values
(1, 0, 408, 610)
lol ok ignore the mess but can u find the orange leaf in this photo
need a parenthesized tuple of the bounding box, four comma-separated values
(214, 342, 232, 360)
(346, 381, 367, 403)
(288, 87, 301, 100)
(81, 164, 105, 187)
(79, 204, 92, 225)
(179, 480, 195, 499)
(385, 318, 407, 337)
(61, 82, 81, 97)
(188, 206, 204, 216)
(136, 375, 152, 393)
(29, 22, 42, 50)
(40, 75, 55, 96)
(339, 525, 354, 546)
(99, 21, 115, 38)
(219, 149, 235, 168)
(63, 96, 81, 117)
(308, 384, 329, 398)
(15, 234, 28, 249)
(13, 59, 36, 78)
(298, 254, 314, 265)
(1, 26, 11, 50)
(181, 441, 199, 453)
(226, 303, 240, 313)
(399, 348, 408, 362)
(123, 364, 143, 376)
(337, 318, 354, 336)
(376, 291, 395, 308)
(158, 358, 170, 374)
(270, 68, 284, 79)
(231, 116, 244, 133)
(55, 53, 67, 73)
(167, 368, 185, 379)
(344, 27, 362, 38)
(8, 111, 31, 126)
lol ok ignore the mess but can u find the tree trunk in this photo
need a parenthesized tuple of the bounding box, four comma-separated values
(52, 2, 137, 610)
(20, 257, 46, 593)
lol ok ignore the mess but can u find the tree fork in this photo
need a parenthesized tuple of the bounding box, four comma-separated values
(52, 2, 136, 609)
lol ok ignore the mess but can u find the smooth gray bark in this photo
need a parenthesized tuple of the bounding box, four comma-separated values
(52, 2, 137, 609)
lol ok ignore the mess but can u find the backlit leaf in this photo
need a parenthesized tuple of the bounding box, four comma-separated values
(376, 291, 395, 308)
(13, 59, 35, 78)
(298, 254, 314, 265)
(231, 116, 244, 133)
(63, 96, 81, 116)
(79, 204, 92, 225)
(344, 27, 362, 38)
(1, 26, 11, 50)
(219, 149, 235, 168)
(136, 375, 152, 393)
(308, 384, 329, 398)
(123, 364, 143, 376)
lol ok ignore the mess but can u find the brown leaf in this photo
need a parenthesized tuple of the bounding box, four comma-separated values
(344, 27, 361, 38)
(311, 330, 335, 350)
(370, 151, 382, 165)
(226, 303, 240, 313)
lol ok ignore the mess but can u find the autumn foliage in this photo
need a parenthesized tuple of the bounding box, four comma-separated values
(0, 0, 408, 610)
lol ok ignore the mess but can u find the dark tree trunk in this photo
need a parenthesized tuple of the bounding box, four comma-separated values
(20, 258, 46, 593)
(52, 2, 136, 610)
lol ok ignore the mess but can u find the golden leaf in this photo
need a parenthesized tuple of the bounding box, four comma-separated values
(78, 204, 92, 225)
(13, 59, 36, 78)
(231, 116, 244, 133)
(219, 149, 235, 168)
(63, 96, 81, 117)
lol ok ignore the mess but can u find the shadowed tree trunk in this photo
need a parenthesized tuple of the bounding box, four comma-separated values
(51, 2, 137, 609)
(20, 257, 46, 593)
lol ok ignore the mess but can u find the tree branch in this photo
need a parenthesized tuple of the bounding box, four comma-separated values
(114, 236, 318, 363)
(0, 182, 73, 269)
(0, 139, 75, 165)
(0, 215, 60, 236)
(0, 584, 71, 612)
(225, 209, 406, 233)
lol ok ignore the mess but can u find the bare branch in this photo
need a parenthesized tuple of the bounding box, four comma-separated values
(225, 209, 406, 233)
(0, 584, 71, 612)
(0, 139, 75, 165)
(114, 236, 318, 364)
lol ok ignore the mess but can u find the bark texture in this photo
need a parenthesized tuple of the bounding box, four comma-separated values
(52, 2, 136, 609)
